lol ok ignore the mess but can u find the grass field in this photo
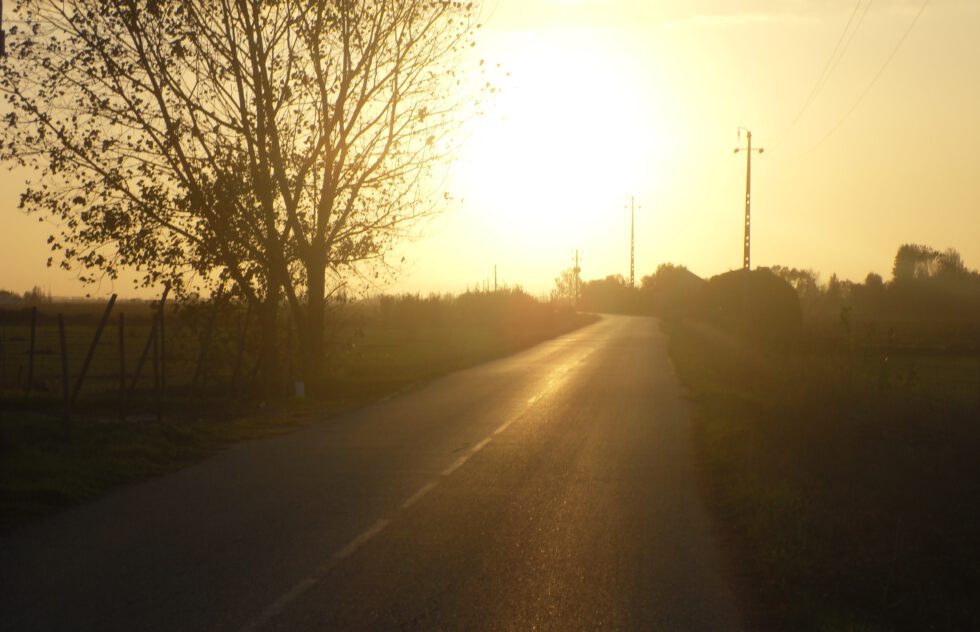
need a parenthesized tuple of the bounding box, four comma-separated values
(666, 318, 980, 632)
(0, 294, 596, 531)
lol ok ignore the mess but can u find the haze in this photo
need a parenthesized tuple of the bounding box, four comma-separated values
(2, 0, 977, 296)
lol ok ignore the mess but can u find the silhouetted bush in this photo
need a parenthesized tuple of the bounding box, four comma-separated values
(697, 268, 802, 349)
(579, 274, 643, 315)
(640, 264, 705, 319)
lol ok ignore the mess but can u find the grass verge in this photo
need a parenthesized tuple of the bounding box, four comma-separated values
(1, 312, 598, 531)
(665, 318, 980, 632)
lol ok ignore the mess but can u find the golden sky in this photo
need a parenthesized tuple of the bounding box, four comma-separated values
(2, 0, 978, 297)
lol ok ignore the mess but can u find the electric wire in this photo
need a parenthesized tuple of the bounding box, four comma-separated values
(809, 0, 931, 153)
(777, 0, 867, 144)
(820, 0, 875, 102)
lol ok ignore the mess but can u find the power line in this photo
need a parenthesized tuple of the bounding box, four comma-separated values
(820, 0, 875, 99)
(778, 0, 868, 143)
(809, 0, 931, 152)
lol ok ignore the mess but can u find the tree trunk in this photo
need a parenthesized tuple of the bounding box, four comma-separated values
(302, 252, 327, 390)
(258, 283, 281, 400)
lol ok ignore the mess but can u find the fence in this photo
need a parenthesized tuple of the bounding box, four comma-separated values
(0, 289, 276, 423)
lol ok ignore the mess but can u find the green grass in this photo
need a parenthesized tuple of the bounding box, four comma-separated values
(1, 308, 597, 531)
(665, 318, 980, 632)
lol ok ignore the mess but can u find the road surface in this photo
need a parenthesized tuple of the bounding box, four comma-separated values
(0, 315, 743, 631)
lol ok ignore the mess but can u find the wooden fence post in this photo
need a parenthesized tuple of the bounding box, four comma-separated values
(58, 314, 70, 424)
(153, 311, 162, 423)
(119, 311, 126, 421)
(0, 326, 5, 386)
(130, 313, 158, 392)
(191, 291, 223, 395)
(25, 306, 36, 394)
(70, 294, 117, 409)
(158, 284, 170, 394)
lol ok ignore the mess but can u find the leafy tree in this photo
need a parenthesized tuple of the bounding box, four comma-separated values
(892, 244, 939, 281)
(864, 272, 884, 289)
(640, 263, 704, 317)
(581, 274, 637, 314)
(551, 267, 581, 305)
(22, 285, 52, 306)
(0, 0, 486, 387)
(936, 248, 969, 278)
(825, 273, 844, 303)
(640, 263, 692, 291)
(765, 265, 820, 301)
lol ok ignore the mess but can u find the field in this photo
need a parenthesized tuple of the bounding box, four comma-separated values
(0, 292, 596, 530)
(666, 316, 980, 632)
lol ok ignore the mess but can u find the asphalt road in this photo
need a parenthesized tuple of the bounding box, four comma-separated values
(1, 315, 744, 631)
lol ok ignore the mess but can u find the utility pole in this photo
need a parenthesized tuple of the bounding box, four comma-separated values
(573, 249, 581, 306)
(734, 128, 764, 270)
(626, 196, 640, 287)
(494, 264, 497, 292)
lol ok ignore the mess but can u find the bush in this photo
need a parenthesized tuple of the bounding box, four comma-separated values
(697, 268, 802, 349)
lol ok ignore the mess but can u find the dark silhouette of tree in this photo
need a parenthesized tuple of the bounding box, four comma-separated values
(864, 272, 884, 289)
(22, 285, 52, 306)
(551, 268, 581, 305)
(766, 266, 820, 299)
(892, 244, 939, 281)
(0, 0, 485, 388)
(640, 264, 704, 318)
(580, 274, 639, 314)
(936, 248, 969, 278)
(825, 273, 844, 303)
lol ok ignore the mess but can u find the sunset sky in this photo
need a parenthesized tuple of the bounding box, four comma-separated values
(2, 0, 978, 298)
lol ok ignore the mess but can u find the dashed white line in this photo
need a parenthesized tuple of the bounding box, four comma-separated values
(441, 455, 468, 476)
(401, 481, 438, 510)
(333, 518, 392, 560)
(241, 577, 318, 632)
(243, 394, 538, 631)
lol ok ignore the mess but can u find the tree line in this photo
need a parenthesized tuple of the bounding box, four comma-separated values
(560, 243, 980, 330)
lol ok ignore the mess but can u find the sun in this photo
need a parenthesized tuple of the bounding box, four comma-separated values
(450, 29, 671, 264)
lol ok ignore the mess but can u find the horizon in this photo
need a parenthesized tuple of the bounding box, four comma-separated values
(3, 0, 979, 297)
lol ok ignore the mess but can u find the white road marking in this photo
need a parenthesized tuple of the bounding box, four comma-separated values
(441, 455, 468, 477)
(244, 382, 546, 630)
(471, 437, 492, 453)
(333, 519, 392, 560)
(240, 577, 318, 632)
(401, 481, 438, 510)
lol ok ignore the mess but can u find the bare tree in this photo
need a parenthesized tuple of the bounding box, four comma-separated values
(0, 0, 485, 388)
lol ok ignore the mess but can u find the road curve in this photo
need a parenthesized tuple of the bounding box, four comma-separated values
(0, 315, 743, 631)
